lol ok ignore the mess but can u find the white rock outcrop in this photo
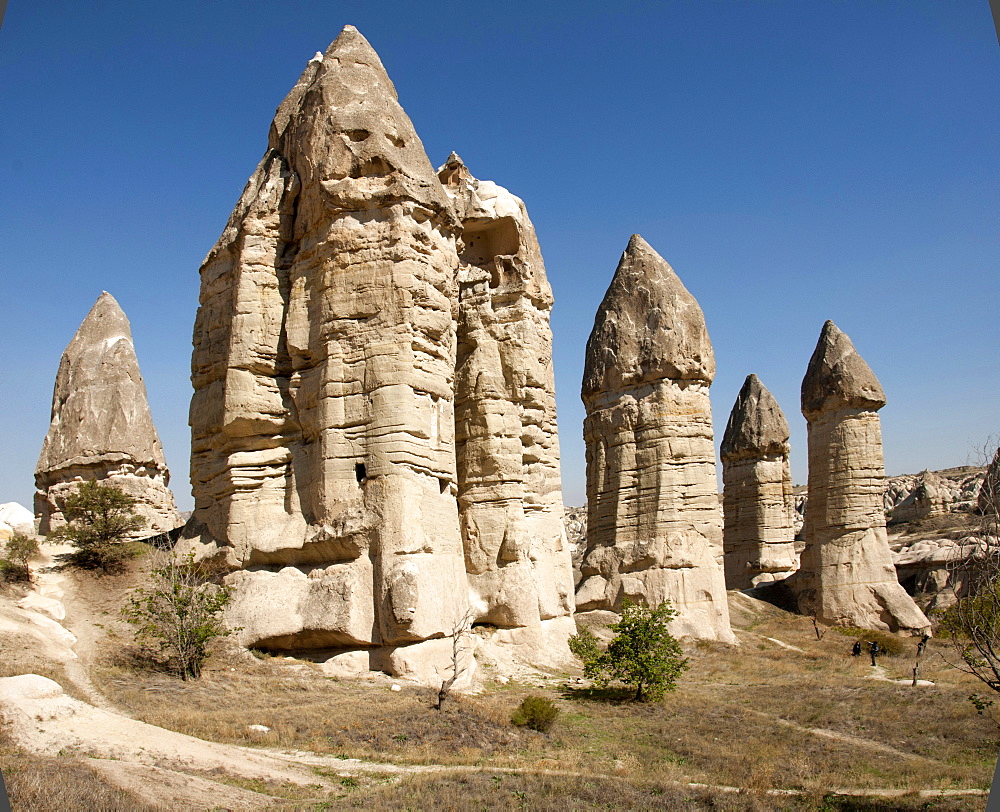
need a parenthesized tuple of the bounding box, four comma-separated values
(575, 235, 735, 643)
(183, 28, 575, 679)
(34, 293, 180, 535)
(720, 374, 797, 589)
(792, 321, 929, 633)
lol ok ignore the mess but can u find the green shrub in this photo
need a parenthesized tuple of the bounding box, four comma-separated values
(511, 696, 559, 732)
(123, 552, 233, 680)
(569, 600, 689, 701)
(0, 534, 40, 582)
(836, 627, 905, 657)
(49, 481, 146, 573)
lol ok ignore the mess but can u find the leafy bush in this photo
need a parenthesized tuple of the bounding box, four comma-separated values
(836, 627, 905, 657)
(0, 533, 40, 582)
(511, 696, 559, 732)
(49, 481, 146, 573)
(123, 552, 233, 680)
(569, 600, 689, 701)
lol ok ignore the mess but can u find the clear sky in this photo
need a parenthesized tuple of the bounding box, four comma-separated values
(1, 1, 997, 512)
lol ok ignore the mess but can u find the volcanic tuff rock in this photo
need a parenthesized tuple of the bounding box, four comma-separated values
(978, 448, 1000, 517)
(792, 321, 929, 633)
(721, 374, 797, 589)
(35, 293, 180, 535)
(576, 235, 734, 643)
(439, 153, 575, 641)
(184, 28, 574, 679)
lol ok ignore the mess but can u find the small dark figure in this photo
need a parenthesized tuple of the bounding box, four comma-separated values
(851, 640, 862, 657)
(917, 634, 930, 656)
(869, 640, 880, 667)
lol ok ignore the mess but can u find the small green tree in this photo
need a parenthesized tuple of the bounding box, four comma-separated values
(569, 599, 689, 702)
(123, 552, 233, 680)
(0, 533, 40, 582)
(50, 481, 146, 572)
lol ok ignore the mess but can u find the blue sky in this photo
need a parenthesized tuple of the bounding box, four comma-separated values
(0, 1, 997, 511)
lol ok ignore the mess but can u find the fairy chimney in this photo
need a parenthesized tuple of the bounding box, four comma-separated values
(794, 321, 929, 633)
(35, 293, 180, 535)
(720, 374, 797, 589)
(575, 235, 734, 643)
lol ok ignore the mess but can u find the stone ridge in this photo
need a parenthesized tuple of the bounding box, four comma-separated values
(582, 235, 714, 399)
(720, 374, 790, 461)
(801, 320, 885, 418)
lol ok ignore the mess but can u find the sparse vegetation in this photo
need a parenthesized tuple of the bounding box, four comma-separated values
(49, 480, 146, 573)
(122, 551, 233, 680)
(511, 695, 559, 732)
(0, 533, 39, 582)
(938, 440, 1000, 694)
(570, 599, 689, 701)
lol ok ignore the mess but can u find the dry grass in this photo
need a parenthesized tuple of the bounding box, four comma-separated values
(0, 728, 156, 811)
(3, 560, 996, 808)
(88, 592, 999, 801)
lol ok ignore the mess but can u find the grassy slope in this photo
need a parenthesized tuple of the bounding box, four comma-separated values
(1, 551, 997, 810)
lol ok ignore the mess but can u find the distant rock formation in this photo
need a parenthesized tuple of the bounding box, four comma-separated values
(575, 235, 734, 643)
(721, 374, 797, 589)
(0, 503, 35, 541)
(792, 321, 929, 633)
(184, 28, 574, 681)
(35, 293, 180, 536)
(978, 448, 1000, 518)
(439, 153, 575, 644)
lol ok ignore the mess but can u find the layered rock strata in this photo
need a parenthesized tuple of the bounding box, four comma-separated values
(184, 28, 574, 679)
(35, 293, 180, 535)
(793, 321, 929, 633)
(439, 153, 575, 641)
(720, 374, 797, 589)
(576, 235, 735, 643)
(185, 27, 470, 668)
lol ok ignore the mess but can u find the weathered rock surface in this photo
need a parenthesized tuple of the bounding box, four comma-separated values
(186, 26, 469, 662)
(576, 235, 734, 643)
(792, 321, 929, 633)
(439, 153, 575, 634)
(721, 374, 797, 589)
(0, 503, 35, 541)
(184, 28, 575, 679)
(35, 293, 180, 535)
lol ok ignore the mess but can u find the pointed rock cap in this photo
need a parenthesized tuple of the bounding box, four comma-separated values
(35, 293, 168, 480)
(721, 374, 790, 460)
(801, 320, 885, 419)
(583, 235, 714, 399)
(267, 25, 455, 225)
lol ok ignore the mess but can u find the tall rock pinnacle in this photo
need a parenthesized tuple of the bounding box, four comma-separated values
(35, 292, 180, 535)
(793, 321, 929, 633)
(439, 152, 575, 658)
(185, 28, 576, 681)
(720, 374, 797, 589)
(576, 236, 734, 643)
(187, 26, 469, 679)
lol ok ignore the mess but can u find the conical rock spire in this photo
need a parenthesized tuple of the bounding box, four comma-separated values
(35, 293, 179, 535)
(801, 320, 885, 419)
(577, 236, 734, 643)
(583, 234, 714, 400)
(721, 374, 790, 461)
(792, 321, 929, 633)
(721, 374, 797, 589)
